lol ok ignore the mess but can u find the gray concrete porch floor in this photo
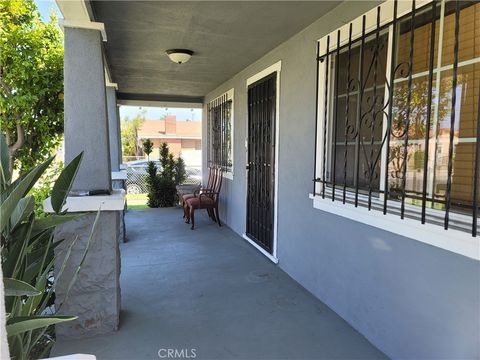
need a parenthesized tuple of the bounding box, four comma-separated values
(53, 207, 386, 360)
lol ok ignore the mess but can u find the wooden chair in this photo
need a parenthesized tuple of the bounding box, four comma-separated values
(185, 167, 223, 230)
(182, 167, 217, 220)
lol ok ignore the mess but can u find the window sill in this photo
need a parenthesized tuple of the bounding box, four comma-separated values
(309, 193, 480, 261)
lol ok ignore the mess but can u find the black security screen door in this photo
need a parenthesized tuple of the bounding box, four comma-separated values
(246, 73, 276, 254)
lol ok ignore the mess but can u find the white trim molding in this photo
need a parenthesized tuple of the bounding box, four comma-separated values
(43, 189, 126, 213)
(106, 82, 118, 89)
(59, 20, 107, 42)
(313, 0, 480, 262)
(138, 135, 201, 140)
(246, 61, 282, 87)
(310, 194, 480, 261)
(117, 99, 203, 109)
(55, 0, 91, 22)
(244, 61, 282, 263)
(243, 234, 279, 264)
(223, 172, 234, 181)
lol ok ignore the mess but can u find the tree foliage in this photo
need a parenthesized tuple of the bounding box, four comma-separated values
(0, 0, 64, 173)
(142, 138, 153, 160)
(121, 112, 145, 158)
(174, 156, 187, 185)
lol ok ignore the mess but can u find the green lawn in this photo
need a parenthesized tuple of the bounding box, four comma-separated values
(126, 193, 148, 209)
(126, 193, 148, 201)
(128, 204, 149, 209)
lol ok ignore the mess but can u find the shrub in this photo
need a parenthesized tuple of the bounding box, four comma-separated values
(174, 157, 187, 185)
(142, 138, 153, 160)
(146, 143, 186, 207)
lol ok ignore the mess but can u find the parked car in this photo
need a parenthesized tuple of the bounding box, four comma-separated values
(125, 160, 202, 194)
(125, 160, 161, 194)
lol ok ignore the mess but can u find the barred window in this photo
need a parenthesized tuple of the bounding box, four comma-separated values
(314, 0, 480, 236)
(207, 89, 234, 174)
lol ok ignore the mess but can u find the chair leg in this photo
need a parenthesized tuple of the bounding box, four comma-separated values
(184, 204, 190, 224)
(207, 208, 216, 222)
(214, 206, 221, 227)
(190, 207, 195, 230)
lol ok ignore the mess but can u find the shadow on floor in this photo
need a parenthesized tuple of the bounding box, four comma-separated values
(53, 207, 386, 360)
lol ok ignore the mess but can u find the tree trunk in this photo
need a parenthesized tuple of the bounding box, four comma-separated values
(6, 123, 25, 175)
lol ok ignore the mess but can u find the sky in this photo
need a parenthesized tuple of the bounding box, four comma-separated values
(120, 106, 203, 122)
(35, 0, 61, 22)
(34, 0, 202, 123)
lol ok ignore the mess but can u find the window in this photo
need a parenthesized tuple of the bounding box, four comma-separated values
(207, 89, 234, 174)
(314, 0, 480, 236)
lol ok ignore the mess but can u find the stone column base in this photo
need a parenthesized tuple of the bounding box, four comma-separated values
(54, 211, 121, 338)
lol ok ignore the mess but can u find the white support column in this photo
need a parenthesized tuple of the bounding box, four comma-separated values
(54, 24, 122, 338)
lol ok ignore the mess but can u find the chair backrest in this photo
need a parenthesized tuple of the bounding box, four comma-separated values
(212, 167, 223, 203)
(206, 167, 215, 190)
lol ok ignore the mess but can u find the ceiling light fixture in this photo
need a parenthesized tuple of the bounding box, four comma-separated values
(166, 49, 194, 64)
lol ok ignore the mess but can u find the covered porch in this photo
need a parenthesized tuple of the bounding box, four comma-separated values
(49, 0, 480, 358)
(52, 207, 385, 359)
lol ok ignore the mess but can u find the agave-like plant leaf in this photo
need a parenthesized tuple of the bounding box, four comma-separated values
(4, 278, 41, 297)
(0, 133, 11, 187)
(23, 258, 55, 317)
(30, 214, 82, 238)
(23, 244, 54, 285)
(6, 316, 78, 337)
(2, 152, 90, 358)
(1, 156, 56, 207)
(0, 158, 53, 233)
(23, 260, 48, 286)
(10, 196, 35, 230)
(51, 152, 83, 214)
(55, 235, 79, 284)
(1, 214, 35, 280)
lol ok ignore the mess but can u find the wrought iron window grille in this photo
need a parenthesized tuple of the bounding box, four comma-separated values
(207, 91, 234, 173)
(313, 0, 480, 236)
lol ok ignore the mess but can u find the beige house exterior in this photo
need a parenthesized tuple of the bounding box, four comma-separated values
(137, 115, 202, 166)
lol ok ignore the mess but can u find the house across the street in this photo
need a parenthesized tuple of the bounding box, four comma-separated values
(137, 115, 201, 166)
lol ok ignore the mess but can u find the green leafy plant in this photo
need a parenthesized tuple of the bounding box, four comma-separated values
(0, 134, 95, 359)
(29, 160, 63, 217)
(146, 143, 186, 207)
(0, 0, 64, 174)
(174, 157, 187, 186)
(142, 139, 153, 160)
